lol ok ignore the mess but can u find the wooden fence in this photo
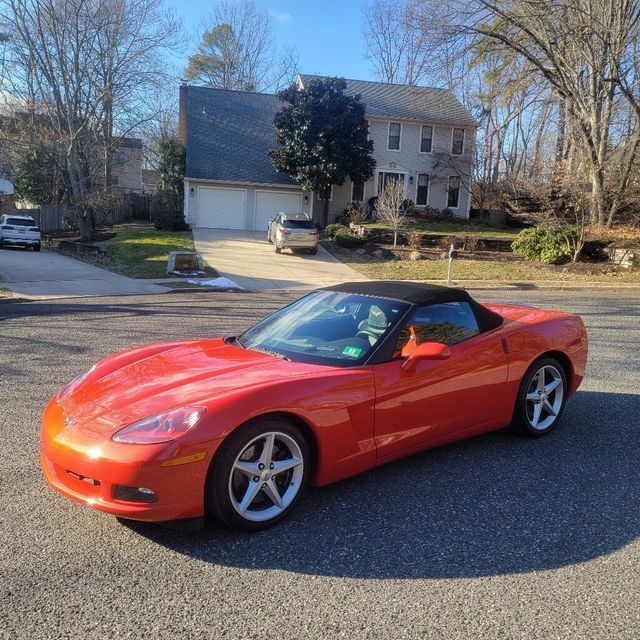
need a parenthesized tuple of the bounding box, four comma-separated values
(4, 194, 152, 232)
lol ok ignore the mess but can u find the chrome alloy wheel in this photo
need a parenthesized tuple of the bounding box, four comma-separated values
(525, 364, 564, 431)
(228, 431, 304, 522)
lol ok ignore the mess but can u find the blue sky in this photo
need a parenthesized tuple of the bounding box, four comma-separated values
(166, 0, 375, 82)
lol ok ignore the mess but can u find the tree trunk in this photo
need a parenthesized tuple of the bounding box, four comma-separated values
(590, 168, 606, 226)
(322, 194, 330, 228)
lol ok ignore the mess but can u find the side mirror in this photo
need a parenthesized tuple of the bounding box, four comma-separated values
(401, 341, 451, 371)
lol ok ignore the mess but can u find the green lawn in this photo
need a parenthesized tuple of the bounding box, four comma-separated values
(98, 224, 217, 279)
(324, 242, 640, 284)
(360, 221, 519, 239)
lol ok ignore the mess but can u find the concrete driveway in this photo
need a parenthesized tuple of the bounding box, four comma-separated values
(0, 246, 168, 298)
(193, 229, 367, 290)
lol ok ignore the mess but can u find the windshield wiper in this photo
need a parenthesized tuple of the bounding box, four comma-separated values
(225, 336, 245, 348)
(249, 346, 291, 361)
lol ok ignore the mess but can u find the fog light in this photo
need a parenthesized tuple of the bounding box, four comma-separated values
(113, 485, 158, 504)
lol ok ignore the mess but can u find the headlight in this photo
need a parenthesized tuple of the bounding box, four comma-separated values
(58, 365, 96, 400)
(112, 406, 206, 444)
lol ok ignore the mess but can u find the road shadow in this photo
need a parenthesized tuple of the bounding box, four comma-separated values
(122, 389, 640, 579)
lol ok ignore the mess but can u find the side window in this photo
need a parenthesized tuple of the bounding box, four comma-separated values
(394, 302, 480, 356)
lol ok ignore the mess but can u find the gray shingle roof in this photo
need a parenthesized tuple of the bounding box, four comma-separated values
(299, 75, 478, 127)
(184, 86, 295, 185)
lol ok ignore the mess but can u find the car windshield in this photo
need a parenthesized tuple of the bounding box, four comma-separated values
(7, 218, 36, 226)
(284, 220, 315, 230)
(239, 290, 410, 367)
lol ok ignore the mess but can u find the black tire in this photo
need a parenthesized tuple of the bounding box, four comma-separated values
(266, 228, 272, 243)
(309, 247, 318, 255)
(274, 244, 281, 254)
(205, 417, 311, 531)
(33, 243, 41, 252)
(511, 356, 567, 437)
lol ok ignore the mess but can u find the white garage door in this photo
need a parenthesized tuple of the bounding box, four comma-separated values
(255, 191, 303, 231)
(198, 187, 246, 229)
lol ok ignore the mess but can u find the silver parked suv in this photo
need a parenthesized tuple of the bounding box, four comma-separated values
(267, 212, 319, 255)
(0, 214, 41, 251)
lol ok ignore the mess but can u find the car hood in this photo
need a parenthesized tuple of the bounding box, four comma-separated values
(62, 339, 322, 420)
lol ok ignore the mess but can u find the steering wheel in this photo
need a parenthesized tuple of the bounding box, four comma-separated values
(356, 330, 379, 344)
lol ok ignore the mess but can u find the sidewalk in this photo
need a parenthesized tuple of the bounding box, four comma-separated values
(0, 248, 169, 299)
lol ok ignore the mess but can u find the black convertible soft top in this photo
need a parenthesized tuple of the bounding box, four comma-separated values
(323, 281, 503, 332)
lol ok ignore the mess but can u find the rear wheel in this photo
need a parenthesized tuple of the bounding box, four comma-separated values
(205, 418, 311, 531)
(33, 243, 41, 252)
(511, 357, 567, 437)
(309, 247, 318, 255)
(274, 244, 281, 253)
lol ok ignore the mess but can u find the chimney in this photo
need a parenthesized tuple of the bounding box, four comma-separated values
(178, 82, 188, 143)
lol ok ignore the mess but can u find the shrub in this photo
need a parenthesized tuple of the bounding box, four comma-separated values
(323, 223, 349, 238)
(368, 196, 379, 212)
(153, 208, 189, 231)
(407, 231, 422, 249)
(441, 208, 454, 217)
(463, 236, 485, 252)
(402, 198, 415, 212)
(512, 225, 579, 264)
(325, 224, 368, 249)
(335, 232, 368, 249)
(438, 235, 457, 251)
(345, 200, 368, 224)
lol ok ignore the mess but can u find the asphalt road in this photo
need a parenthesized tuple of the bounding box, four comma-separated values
(1, 289, 639, 639)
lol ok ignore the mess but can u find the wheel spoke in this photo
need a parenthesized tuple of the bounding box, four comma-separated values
(543, 399, 557, 416)
(233, 460, 259, 478)
(263, 479, 284, 509)
(259, 433, 275, 467)
(536, 369, 546, 392)
(238, 480, 262, 513)
(531, 401, 542, 427)
(545, 378, 561, 394)
(271, 457, 302, 475)
(526, 391, 540, 401)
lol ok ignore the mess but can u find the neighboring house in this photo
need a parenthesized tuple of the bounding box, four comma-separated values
(141, 169, 161, 194)
(111, 137, 143, 193)
(179, 76, 477, 230)
(0, 163, 14, 195)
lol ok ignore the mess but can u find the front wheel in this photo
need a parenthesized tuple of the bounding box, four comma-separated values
(205, 419, 311, 531)
(511, 357, 567, 437)
(33, 243, 41, 252)
(274, 244, 281, 253)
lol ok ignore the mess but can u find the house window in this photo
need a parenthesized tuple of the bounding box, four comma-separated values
(388, 122, 401, 150)
(377, 172, 404, 194)
(351, 181, 365, 202)
(452, 128, 465, 155)
(448, 176, 460, 208)
(420, 126, 433, 153)
(416, 173, 429, 206)
(113, 151, 126, 165)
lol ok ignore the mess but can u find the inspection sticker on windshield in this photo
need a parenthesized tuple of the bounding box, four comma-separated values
(342, 346, 362, 358)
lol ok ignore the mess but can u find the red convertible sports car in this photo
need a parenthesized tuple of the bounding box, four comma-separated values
(41, 282, 588, 531)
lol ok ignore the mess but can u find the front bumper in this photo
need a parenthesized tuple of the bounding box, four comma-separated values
(40, 399, 221, 522)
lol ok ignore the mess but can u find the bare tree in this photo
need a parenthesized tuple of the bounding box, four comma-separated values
(363, 0, 435, 85)
(0, 0, 181, 239)
(90, 0, 182, 188)
(376, 178, 406, 247)
(185, 0, 273, 91)
(460, 0, 640, 226)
